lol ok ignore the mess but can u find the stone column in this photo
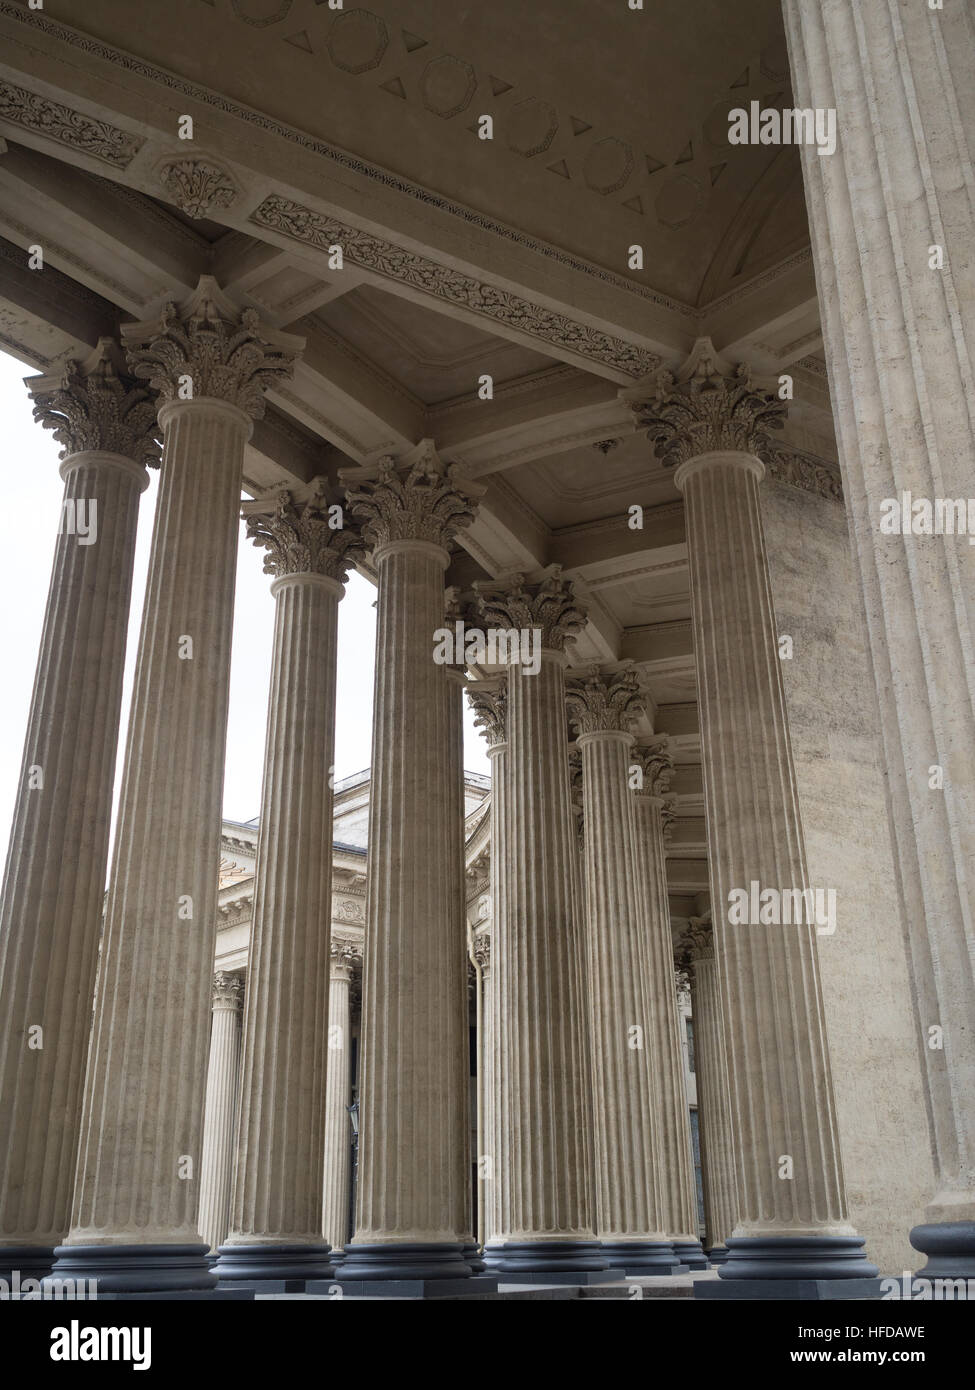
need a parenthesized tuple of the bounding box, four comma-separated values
(48, 278, 301, 1294)
(198, 972, 244, 1254)
(475, 571, 606, 1279)
(566, 666, 683, 1274)
(322, 941, 357, 1254)
(783, 0, 975, 1280)
(0, 341, 158, 1280)
(630, 739, 707, 1270)
(470, 931, 491, 1251)
(216, 482, 364, 1286)
(634, 344, 877, 1291)
(467, 679, 507, 1250)
(676, 917, 738, 1264)
(337, 445, 482, 1285)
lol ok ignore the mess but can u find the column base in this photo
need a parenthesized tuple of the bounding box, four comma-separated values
(46, 1243, 217, 1293)
(337, 1242, 472, 1281)
(326, 1275, 500, 1299)
(214, 1242, 335, 1286)
(463, 1241, 487, 1273)
(696, 1278, 883, 1301)
(910, 1221, 975, 1281)
(600, 1241, 687, 1275)
(717, 1235, 879, 1282)
(0, 1246, 56, 1283)
(483, 1240, 612, 1279)
(705, 1245, 730, 1265)
(672, 1239, 710, 1270)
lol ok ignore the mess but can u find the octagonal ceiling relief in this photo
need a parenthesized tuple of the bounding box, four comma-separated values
(176, 0, 809, 307)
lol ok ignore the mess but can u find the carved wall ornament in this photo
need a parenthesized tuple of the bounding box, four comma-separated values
(158, 157, 239, 219)
(474, 568, 587, 652)
(631, 339, 786, 469)
(122, 276, 302, 418)
(250, 194, 659, 379)
(27, 338, 162, 468)
(334, 899, 365, 923)
(0, 79, 144, 167)
(565, 664, 645, 736)
(243, 478, 366, 582)
(341, 445, 480, 550)
(764, 442, 844, 503)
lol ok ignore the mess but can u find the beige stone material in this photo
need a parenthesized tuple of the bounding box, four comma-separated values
(64, 280, 300, 1250)
(322, 942, 356, 1251)
(198, 972, 244, 1253)
(0, 340, 157, 1259)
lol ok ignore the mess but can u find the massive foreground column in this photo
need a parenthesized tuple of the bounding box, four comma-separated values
(630, 739, 706, 1270)
(216, 483, 364, 1287)
(198, 973, 244, 1255)
(677, 917, 738, 1264)
(566, 666, 683, 1274)
(636, 345, 878, 1295)
(0, 342, 158, 1279)
(476, 572, 607, 1280)
(467, 679, 507, 1252)
(322, 941, 357, 1253)
(337, 446, 482, 1288)
(49, 279, 300, 1294)
(784, 0, 975, 1278)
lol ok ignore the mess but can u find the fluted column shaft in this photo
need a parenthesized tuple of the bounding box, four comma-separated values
(678, 449, 860, 1266)
(497, 655, 597, 1255)
(784, 0, 975, 1269)
(577, 728, 676, 1268)
(0, 445, 148, 1270)
(219, 572, 343, 1278)
(632, 792, 700, 1252)
(445, 661, 474, 1257)
(198, 973, 243, 1252)
(65, 398, 248, 1265)
(350, 543, 469, 1254)
(484, 743, 505, 1249)
(689, 949, 738, 1255)
(322, 950, 354, 1251)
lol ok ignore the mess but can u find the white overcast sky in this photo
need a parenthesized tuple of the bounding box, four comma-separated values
(0, 348, 489, 859)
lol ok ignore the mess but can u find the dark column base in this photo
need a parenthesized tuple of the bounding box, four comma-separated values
(911, 1221, 975, 1282)
(600, 1240, 687, 1275)
(337, 1241, 472, 1281)
(483, 1240, 612, 1279)
(213, 1242, 335, 1287)
(717, 1234, 879, 1283)
(46, 1243, 217, 1294)
(696, 1278, 883, 1301)
(325, 1275, 499, 1299)
(705, 1245, 730, 1265)
(0, 1246, 56, 1283)
(463, 1241, 486, 1273)
(673, 1239, 710, 1270)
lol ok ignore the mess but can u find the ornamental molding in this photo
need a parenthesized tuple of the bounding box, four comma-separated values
(157, 156, 240, 220)
(474, 567, 587, 652)
(243, 478, 365, 582)
(122, 275, 302, 418)
(628, 338, 786, 470)
(764, 442, 844, 504)
(565, 664, 645, 736)
(251, 193, 659, 380)
(0, 76, 143, 168)
(334, 899, 365, 924)
(27, 337, 162, 467)
(341, 441, 481, 549)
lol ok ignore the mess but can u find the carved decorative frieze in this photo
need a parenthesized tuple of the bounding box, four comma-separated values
(158, 157, 239, 219)
(250, 194, 659, 378)
(243, 479, 365, 582)
(122, 276, 301, 419)
(565, 664, 644, 736)
(27, 338, 162, 467)
(474, 568, 587, 652)
(764, 443, 844, 503)
(342, 446, 479, 550)
(0, 79, 143, 167)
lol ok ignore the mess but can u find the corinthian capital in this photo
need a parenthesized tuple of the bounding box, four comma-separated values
(631, 736, 675, 797)
(675, 914, 714, 970)
(467, 678, 507, 746)
(566, 664, 645, 736)
(27, 338, 161, 467)
(122, 275, 302, 419)
(211, 970, 243, 1010)
(630, 338, 785, 469)
(242, 478, 366, 582)
(474, 567, 587, 652)
(341, 441, 481, 551)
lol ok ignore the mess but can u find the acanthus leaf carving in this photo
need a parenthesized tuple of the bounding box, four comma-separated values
(565, 663, 645, 736)
(27, 337, 162, 468)
(243, 478, 366, 582)
(341, 444, 480, 550)
(473, 567, 587, 652)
